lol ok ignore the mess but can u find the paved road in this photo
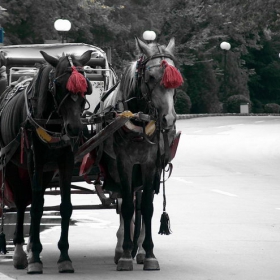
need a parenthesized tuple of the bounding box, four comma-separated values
(0, 116, 279, 279)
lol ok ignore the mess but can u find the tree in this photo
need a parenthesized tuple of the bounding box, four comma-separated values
(183, 52, 220, 113)
(2, 0, 280, 112)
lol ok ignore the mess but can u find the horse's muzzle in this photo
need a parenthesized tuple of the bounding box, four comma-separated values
(65, 123, 83, 138)
(162, 113, 176, 130)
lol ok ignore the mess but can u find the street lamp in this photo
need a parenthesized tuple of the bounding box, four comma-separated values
(220, 41, 231, 100)
(143, 30, 156, 44)
(54, 19, 71, 43)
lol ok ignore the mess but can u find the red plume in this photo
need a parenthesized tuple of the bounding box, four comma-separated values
(161, 60, 183, 89)
(66, 66, 87, 96)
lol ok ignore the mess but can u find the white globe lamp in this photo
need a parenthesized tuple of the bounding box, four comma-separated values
(54, 19, 71, 43)
(220, 41, 231, 51)
(143, 30, 156, 43)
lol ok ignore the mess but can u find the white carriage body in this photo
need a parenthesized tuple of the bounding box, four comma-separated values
(0, 43, 118, 112)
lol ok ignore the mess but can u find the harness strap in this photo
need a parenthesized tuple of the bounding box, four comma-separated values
(0, 162, 7, 254)
(141, 53, 175, 66)
(0, 132, 21, 169)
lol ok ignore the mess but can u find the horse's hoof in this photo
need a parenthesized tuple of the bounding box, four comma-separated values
(13, 253, 28, 269)
(58, 260, 75, 273)
(136, 253, 145, 264)
(27, 262, 43, 274)
(13, 257, 28, 269)
(143, 258, 160, 270)
(114, 250, 123, 264)
(117, 258, 133, 271)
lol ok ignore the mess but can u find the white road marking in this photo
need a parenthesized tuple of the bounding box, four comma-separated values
(211, 189, 238, 197)
(173, 178, 193, 184)
(255, 121, 264, 123)
(215, 126, 227, 129)
(276, 208, 280, 210)
(194, 130, 202, 133)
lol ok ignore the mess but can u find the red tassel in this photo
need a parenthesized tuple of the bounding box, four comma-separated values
(161, 60, 183, 89)
(66, 66, 87, 96)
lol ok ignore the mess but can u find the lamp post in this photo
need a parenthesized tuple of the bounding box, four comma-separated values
(54, 19, 71, 43)
(143, 30, 156, 44)
(220, 41, 231, 100)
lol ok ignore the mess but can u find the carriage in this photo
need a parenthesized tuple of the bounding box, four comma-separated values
(0, 38, 182, 273)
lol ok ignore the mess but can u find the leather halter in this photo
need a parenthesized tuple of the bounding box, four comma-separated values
(135, 51, 176, 125)
(48, 56, 88, 116)
(26, 56, 87, 147)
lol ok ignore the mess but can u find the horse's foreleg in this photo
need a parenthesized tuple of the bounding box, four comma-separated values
(116, 159, 134, 271)
(27, 179, 44, 274)
(114, 198, 135, 264)
(141, 166, 160, 270)
(57, 152, 74, 273)
(13, 204, 28, 269)
(26, 148, 44, 274)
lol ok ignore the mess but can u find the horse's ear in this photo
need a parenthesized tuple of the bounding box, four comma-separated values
(78, 50, 94, 66)
(40, 51, 59, 68)
(166, 37, 175, 55)
(135, 37, 152, 56)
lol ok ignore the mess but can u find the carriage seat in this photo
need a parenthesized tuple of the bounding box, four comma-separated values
(9, 67, 38, 84)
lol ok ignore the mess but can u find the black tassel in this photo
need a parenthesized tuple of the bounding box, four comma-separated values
(158, 211, 172, 235)
(0, 232, 7, 254)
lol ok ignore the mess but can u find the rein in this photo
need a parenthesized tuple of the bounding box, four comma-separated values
(24, 85, 71, 148)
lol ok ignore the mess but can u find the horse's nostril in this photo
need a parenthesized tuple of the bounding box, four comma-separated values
(162, 114, 175, 129)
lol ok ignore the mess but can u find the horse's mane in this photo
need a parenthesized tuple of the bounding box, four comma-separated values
(118, 61, 137, 100)
(35, 64, 53, 118)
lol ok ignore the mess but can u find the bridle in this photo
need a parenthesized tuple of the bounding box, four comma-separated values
(134, 51, 177, 124)
(25, 56, 89, 147)
(48, 56, 89, 116)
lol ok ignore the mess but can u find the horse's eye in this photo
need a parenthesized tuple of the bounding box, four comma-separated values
(149, 75, 156, 83)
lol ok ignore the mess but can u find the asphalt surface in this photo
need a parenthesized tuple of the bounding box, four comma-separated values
(0, 115, 279, 280)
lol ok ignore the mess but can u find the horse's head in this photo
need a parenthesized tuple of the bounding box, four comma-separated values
(135, 37, 183, 131)
(40, 50, 93, 138)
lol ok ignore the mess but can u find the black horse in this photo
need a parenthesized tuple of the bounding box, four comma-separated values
(95, 37, 183, 271)
(0, 50, 93, 274)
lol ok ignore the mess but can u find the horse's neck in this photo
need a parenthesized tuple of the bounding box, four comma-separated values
(34, 66, 53, 118)
(119, 70, 147, 113)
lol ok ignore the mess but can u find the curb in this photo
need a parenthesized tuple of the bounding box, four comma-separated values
(176, 113, 280, 120)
